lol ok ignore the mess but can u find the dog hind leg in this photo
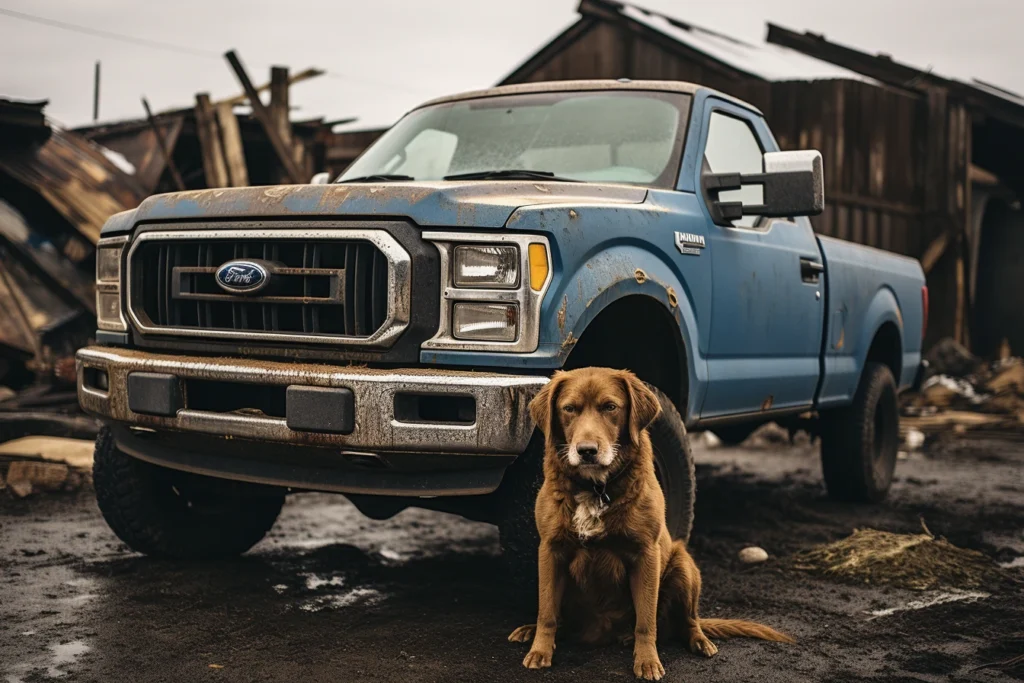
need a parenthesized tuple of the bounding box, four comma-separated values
(662, 541, 718, 657)
(508, 624, 536, 643)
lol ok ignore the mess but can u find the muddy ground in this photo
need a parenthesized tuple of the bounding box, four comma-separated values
(1, 434, 1022, 682)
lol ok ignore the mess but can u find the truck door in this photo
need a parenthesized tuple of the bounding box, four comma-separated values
(695, 101, 825, 419)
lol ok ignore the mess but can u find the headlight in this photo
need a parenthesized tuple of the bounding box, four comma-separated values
(453, 303, 518, 342)
(95, 236, 128, 332)
(422, 232, 551, 353)
(453, 245, 519, 288)
(96, 245, 122, 283)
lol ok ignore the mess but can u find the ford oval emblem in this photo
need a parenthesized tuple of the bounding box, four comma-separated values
(215, 260, 270, 295)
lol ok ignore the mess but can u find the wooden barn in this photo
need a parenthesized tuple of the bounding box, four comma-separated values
(494, 0, 1024, 354)
(333, 0, 1024, 354)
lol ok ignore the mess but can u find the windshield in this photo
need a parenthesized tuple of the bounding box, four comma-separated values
(338, 90, 691, 188)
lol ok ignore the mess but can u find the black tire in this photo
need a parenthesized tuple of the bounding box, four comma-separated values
(820, 362, 900, 502)
(497, 386, 696, 583)
(93, 427, 285, 559)
(710, 422, 760, 446)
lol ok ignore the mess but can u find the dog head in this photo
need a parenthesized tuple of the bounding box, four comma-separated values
(529, 368, 661, 480)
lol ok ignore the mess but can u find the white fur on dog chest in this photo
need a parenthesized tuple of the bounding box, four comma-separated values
(571, 492, 608, 539)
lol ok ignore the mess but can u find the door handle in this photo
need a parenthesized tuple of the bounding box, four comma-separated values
(800, 258, 824, 283)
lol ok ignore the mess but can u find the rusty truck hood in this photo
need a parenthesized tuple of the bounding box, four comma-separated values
(103, 181, 648, 234)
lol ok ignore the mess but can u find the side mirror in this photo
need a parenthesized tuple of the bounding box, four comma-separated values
(310, 172, 332, 185)
(703, 150, 824, 226)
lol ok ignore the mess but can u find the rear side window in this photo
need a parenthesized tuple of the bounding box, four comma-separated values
(703, 112, 764, 228)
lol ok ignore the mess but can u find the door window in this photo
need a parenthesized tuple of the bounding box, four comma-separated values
(703, 112, 764, 228)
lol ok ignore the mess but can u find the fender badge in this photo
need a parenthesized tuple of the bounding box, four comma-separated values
(675, 231, 705, 256)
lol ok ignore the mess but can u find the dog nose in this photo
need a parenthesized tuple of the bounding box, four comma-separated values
(577, 442, 599, 463)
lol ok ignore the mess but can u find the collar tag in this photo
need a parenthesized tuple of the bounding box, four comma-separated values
(593, 482, 612, 508)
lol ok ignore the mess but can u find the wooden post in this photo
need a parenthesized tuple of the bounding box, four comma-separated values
(224, 50, 304, 183)
(269, 66, 291, 146)
(141, 97, 186, 191)
(194, 93, 229, 188)
(216, 102, 249, 187)
(93, 61, 100, 122)
(269, 66, 294, 184)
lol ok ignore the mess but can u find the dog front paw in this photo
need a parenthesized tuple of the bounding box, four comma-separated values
(523, 647, 553, 669)
(508, 624, 536, 643)
(633, 648, 665, 680)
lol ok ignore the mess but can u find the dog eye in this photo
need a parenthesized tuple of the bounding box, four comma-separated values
(601, 402, 618, 412)
(562, 405, 577, 414)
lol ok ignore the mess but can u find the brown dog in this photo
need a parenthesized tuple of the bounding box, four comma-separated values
(508, 367, 793, 680)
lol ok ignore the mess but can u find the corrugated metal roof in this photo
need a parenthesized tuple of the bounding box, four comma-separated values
(618, 3, 875, 83)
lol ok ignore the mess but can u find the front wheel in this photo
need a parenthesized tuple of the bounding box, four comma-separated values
(497, 385, 696, 584)
(93, 427, 285, 559)
(819, 362, 900, 502)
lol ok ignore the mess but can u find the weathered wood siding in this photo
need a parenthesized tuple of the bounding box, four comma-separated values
(507, 19, 959, 343)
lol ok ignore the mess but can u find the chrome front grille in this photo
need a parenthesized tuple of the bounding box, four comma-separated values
(126, 228, 411, 347)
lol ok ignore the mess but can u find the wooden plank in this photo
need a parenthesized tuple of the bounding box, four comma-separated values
(269, 66, 291, 145)
(224, 50, 303, 184)
(215, 102, 249, 187)
(269, 66, 296, 184)
(140, 97, 185, 191)
(920, 228, 953, 274)
(955, 250, 966, 346)
(194, 93, 229, 188)
(220, 67, 324, 106)
(827, 191, 922, 216)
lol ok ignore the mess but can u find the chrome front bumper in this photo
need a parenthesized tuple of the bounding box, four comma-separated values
(76, 346, 545, 456)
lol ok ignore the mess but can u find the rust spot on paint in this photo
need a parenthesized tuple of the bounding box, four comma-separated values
(568, 209, 578, 219)
(634, 268, 647, 284)
(666, 286, 678, 309)
(557, 296, 567, 333)
(835, 327, 845, 350)
(761, 395, 774, 411)
(561, 332, 577, 350)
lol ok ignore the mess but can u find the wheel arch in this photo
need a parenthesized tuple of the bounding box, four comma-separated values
(563, 293, 690, 413)
(855, 287, 905, 389)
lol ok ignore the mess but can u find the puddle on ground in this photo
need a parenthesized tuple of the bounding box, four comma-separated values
(866, 590, 990, 619)
(5, 640, 90, 683)
(299, 588, 384, 613)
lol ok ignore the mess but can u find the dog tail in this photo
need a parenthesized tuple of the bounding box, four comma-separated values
(698, 618, 795, 644)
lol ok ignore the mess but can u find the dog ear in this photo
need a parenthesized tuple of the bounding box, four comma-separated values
(619, 372, 661, 447)
(529, 371, 566, 439)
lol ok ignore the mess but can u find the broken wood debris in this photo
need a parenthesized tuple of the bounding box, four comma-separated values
(0, 436, 95, 498)
(902, 337, 1024, 437)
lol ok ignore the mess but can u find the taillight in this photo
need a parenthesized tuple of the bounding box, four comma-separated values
(921, 285, 929, 341)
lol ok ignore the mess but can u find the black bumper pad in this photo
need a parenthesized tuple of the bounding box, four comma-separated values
(127, 372, 183, 417)
(286, 386, 354, 434)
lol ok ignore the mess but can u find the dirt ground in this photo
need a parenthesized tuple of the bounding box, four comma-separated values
(1, 433, 1022, 682)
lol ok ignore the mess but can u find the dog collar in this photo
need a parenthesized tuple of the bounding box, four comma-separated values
(568, 463, 628, 507)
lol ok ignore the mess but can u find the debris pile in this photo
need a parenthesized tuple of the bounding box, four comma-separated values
(0, 436, 94, 498)
(790, 525, 1005, 591)
(0, 97, 142, 428)
(0, 51, 347, 459)
(902, 338, 1024, 438)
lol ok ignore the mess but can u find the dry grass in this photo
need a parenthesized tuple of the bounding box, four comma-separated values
(790, 523, 1005, 591)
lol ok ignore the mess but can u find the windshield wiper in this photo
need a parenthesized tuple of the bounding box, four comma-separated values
(337, 174, 415, 183)
(443, 169, 575, 182)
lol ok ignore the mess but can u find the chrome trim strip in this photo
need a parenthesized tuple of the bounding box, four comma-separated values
(76, 346, 546, 455)
(421, 232, 552, 353)
(125, 227, 411, 348)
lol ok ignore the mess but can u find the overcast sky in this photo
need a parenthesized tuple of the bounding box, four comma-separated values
(1, 0, 1020, 131)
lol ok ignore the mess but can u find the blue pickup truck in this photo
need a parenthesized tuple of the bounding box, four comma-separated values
(77, 80, 926, 560)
